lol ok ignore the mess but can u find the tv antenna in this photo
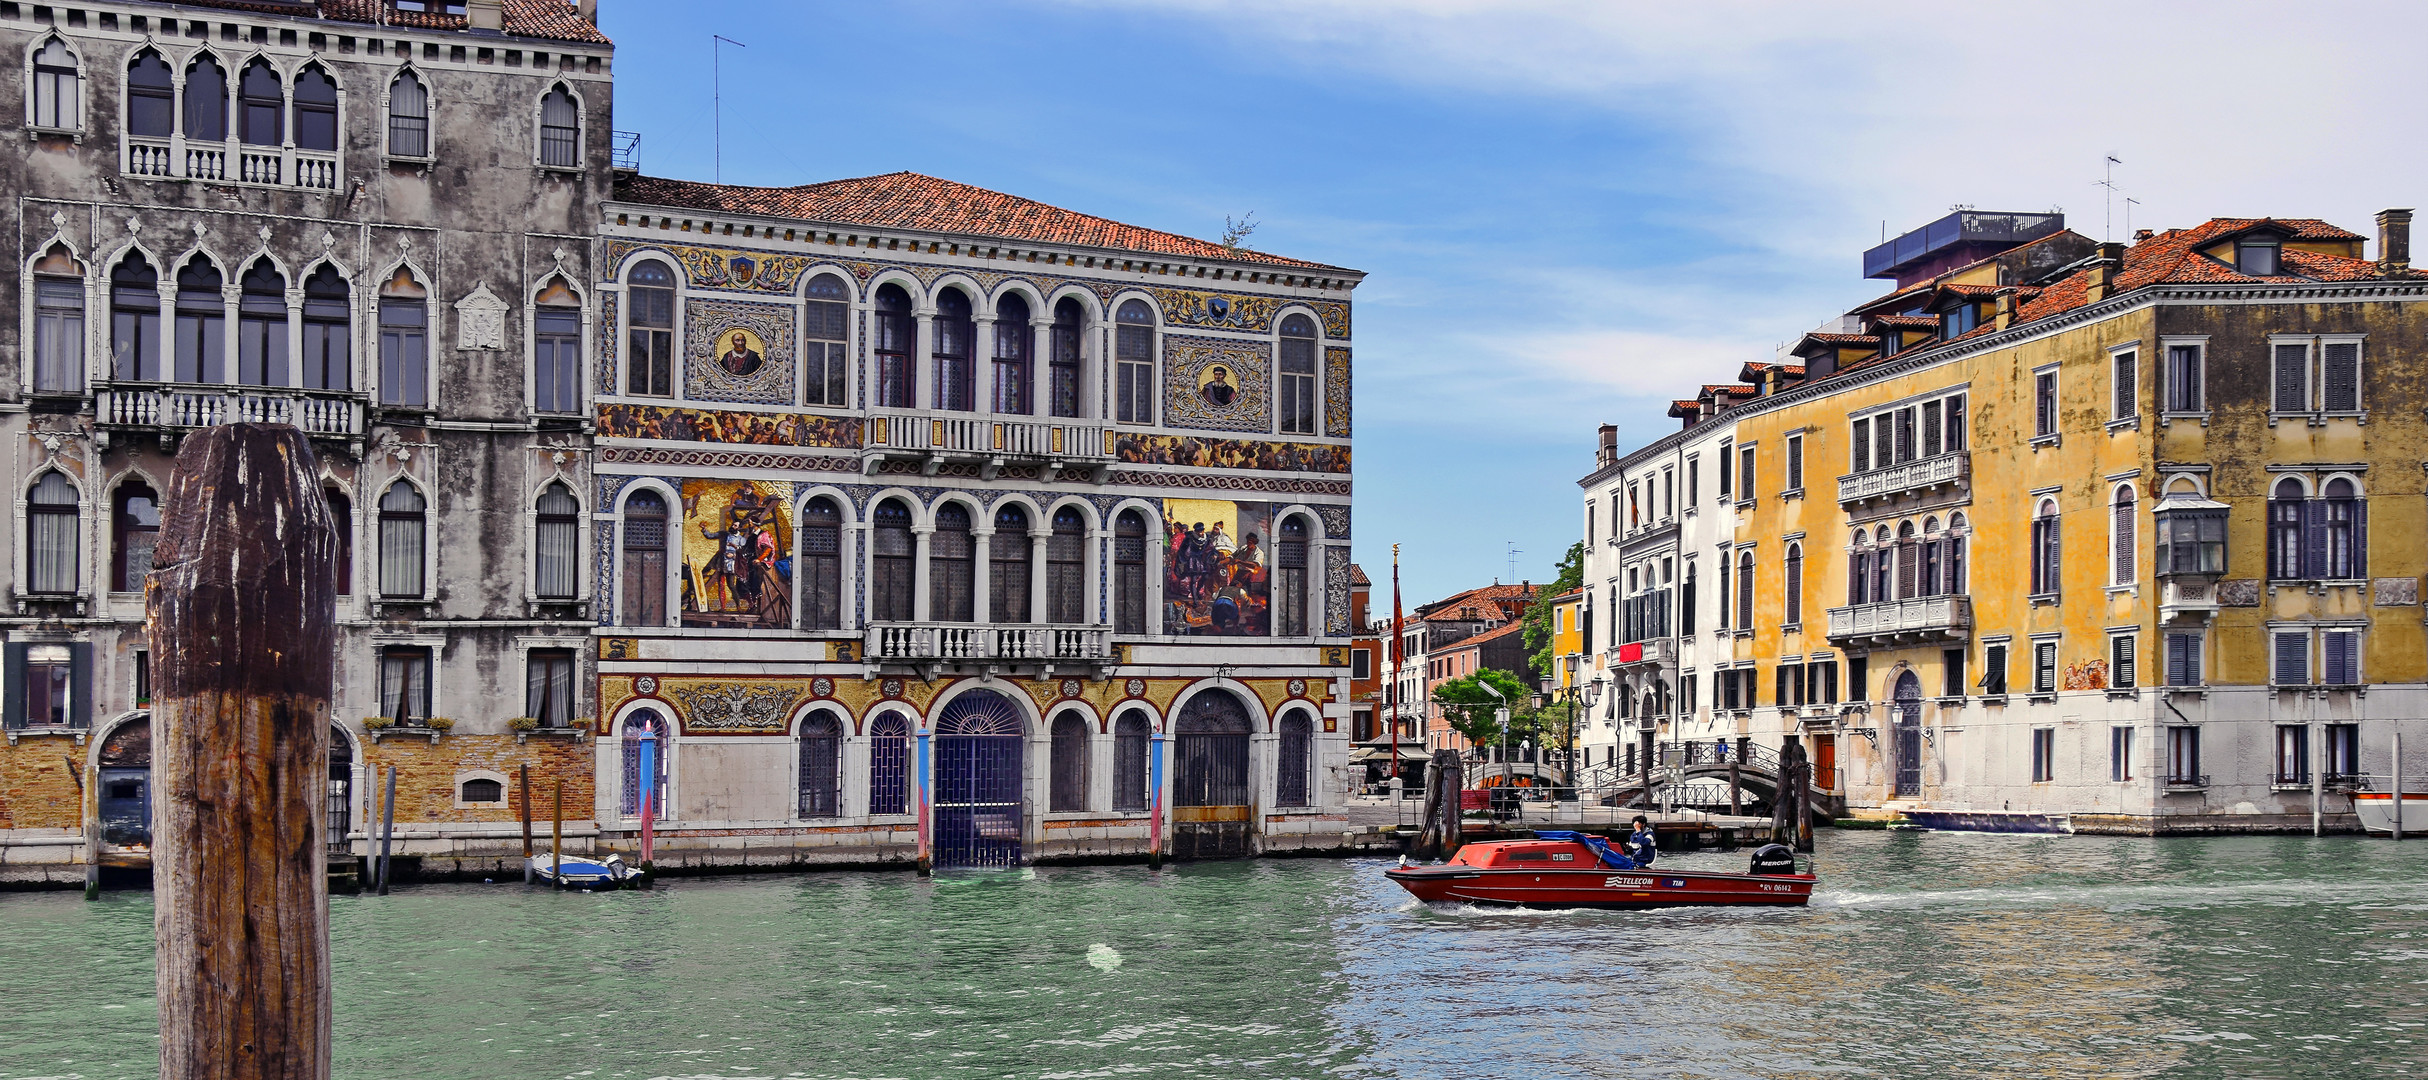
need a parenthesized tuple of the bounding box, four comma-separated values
(713, 34, 748, 183)
(2094, 155, 2124, 242)
(1505, 541, 1523, 586)
(2125, 196, 2143, 240)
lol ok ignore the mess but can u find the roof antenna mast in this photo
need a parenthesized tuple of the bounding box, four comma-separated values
(2095, 155, 2124, 242)
(713, 34, 747, 184)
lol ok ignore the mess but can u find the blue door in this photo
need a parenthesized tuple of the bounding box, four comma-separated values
(97, 717, 152, 848)
(932, 690, 1025, 869)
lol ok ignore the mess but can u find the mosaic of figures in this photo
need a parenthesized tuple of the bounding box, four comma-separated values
(1163, 335, 1271, 433)
(680, 478, 794, 631)
(684, 298, 797, 405)
(1116, 433, 1351, 474)
(1164, 498, 1271, 637)
(596, 403, 864, 449)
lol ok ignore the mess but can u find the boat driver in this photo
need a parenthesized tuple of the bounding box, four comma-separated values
(1627, 815, 1658, 865)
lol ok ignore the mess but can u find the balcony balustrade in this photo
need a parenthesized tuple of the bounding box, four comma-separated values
(1608, 637, 1676, 667)
(1837, 450, 1969, 505)
(2159, 577, 2220, 622)
(863, 411, 1110, 476)
(98, 385, 365, 438)
(864, 623, 1113, 665)
(126, 135, 341, 192)
(1826, 595, 1972, 645)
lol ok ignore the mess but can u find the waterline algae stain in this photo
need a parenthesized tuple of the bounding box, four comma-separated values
(4, 834, 2426, 1078)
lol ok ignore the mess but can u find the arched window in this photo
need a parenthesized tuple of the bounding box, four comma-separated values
(1849, 534, 1870, 606)
(1049, 710, 1089, 812)
(533, 277, 581, 413)
(619, 710, 668, 817)
(377, 481, 426, 598)
(1921, 518, 1944, 598)
(993, 294, 1031, 414)
(533, 482, 579, 599)
(1112, 709, 1151, 811)
(387, 70, 429, 157)
(1114, 509, 1147, 634)
(1894, 521, 1919, 599)
(931, 503, 975, 622)
(1279, 313, 1318, 435)
(932, 288, 973, 411)
(300, 265, 350, 391)
(1114, 299, 1155, 424)
(27, 472, 79, 595)
(1872, 525, 1894, 602)
(237, 259, 288, 387)
(184, 54, 227, 142)
(1735, 550, 1754, 628)
(1173, 691, 1251, 808)
(173, 257, 225, 384)
(797, 710, 842, 818)
(237, 59, 282, 147)
(31, 38, 77, 130)
(111, 254, 161, 382)
(1277, 709, 1313, 807)
(870, 499, 915, 622)
(874, 284, 914, 408)
(799, 497, 843, 630)
(1947, 512, 1968, 595)
(538, 84, 579, 168)
(126, 50, 172, 138)
(1277, 514, 1310, 637)
(292, 64, 337, 152)
(2267, 477, 2304, 581)
(1050, 297, 1084, 418)
(624, 259, 675, 397)
(991, 504, 1032, 623)
(1783, 543, 1803, 625)
(2112, 485, 2137, 586)
(868, 712, 910, 814)
(377, 268, 428, 405)
(620, 490, 667, 625)
(1047, 506, 1086, 624)
(326, 487, 353, 596)
(2324, 477, 2364, 580)
(112, 481, 160, 593)
(31, 246, 84, 394)
(803, 273, 849, 406)
(2032, 499, 2063, 596)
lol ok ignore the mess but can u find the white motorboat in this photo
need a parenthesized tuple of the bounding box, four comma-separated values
(528, 849, 633, 886)
(2353, 792, 2428, 835)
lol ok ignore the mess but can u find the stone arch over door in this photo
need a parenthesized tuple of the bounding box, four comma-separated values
(95, 714, 151, 849)
(1892, 669, 1923, 798)
(1171, 688, 1254, 859)
(932, 689, 1026, 869)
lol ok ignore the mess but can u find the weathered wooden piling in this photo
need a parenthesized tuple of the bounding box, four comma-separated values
(147, 424, 337, 1080)
(376, 766, 397, 895)
(1728, 761, 1742, 817)
(82, 762, 100, 900)
(520, 764, 534, 884)
(551, 779, 564, 889)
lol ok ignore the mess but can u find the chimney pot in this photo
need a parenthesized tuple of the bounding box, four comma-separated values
(2378, 208, 2413, 271)
(2132, 229, 2154, 242)
(579, 0, 600, 22)
(468, 0, 504, 30)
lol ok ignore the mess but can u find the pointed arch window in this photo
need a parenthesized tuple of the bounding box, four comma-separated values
(931, 503, 975, 622)
(1113, 709, 1151, 811)
(293, 65, 338, 152)
(620, 490, 668, 625)
(378, 268, 428, 405)
(111, 254, 161, 382)
(532, 278, 582, 413)
(868, 712, 911, 814)
(539, 85, 580, 168)
(874, 284, 914, 408)
(127, 50, 173, 137)
(238, 60, 283, 146)
(378, 481, 427, 599)
(326, 487, 353, 596)
(32, 250, 85, 394)
(797, 710, 842, 818)
(1114, 509, 1148, 634)
(174, 258, 226, 384)
(799, 497, 843, 630)
(870, 500, 915, 622)
(803, 273, 849, 406)
(387, 70, 429, 157)
(237, 260, 288, 387)
(624, 259, 675, 397)
(534, 481, 580, 599)
(1277, 515, 1310, 637)
(300, 265, 351, 390)
(932, 288, 974, 411)
(1047, 506, 1086, 624)
(1050, 710, 1089, 812)
(1115, 299, 1155, 424)
(112, 481, 160, 593)
(185, 55, 228, 142)
(991, 504, 1032, 623)
(32, 38, 78, 130)
(993, 293, 1032, 414)
(27, 472, 79, 596)
(1050, 298, 1084, 418)
(1279, 313, 1318, 435)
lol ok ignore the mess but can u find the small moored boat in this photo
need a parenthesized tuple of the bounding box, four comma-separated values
(1385, 830, 1815, 910)
(528, 850, 634, 887)
(2354, 791, 2428, 835)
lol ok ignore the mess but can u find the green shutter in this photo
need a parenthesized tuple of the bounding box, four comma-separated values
(70, 642, 93, 730)
(2, 643, 26, 730)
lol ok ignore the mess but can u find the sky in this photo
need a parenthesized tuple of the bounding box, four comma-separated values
(600, 0, 2428, 606)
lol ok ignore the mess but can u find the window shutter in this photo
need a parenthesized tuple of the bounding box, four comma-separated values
(2114, 354, 2135, 419)
(2353, 499, 2368, 578)
(2, 643, 26, 730)
(2325, 632, 2358, 685)
(70, 642, 92, 730)
(2300, 499, 2328, 580)
(2273, 343, 2309, 412)
(1922, 401, 1943, 457)
(1784, 552, 1801, 624)
(2165, 634, 2189, 687)
(2114, 500, 2135, 584)
(1852, 421, 1870, 472)
(2322, 342, 2359, 412)
(2274, 632, 2308, 686)
(1787, 437, 1803, 488)
(2045, 521, 2062, 598)
(1775, 666, 1790, 708)
(2112, 636, 2134, 689)
(2035, 375, 2054, 434)
(1894, 409, 1913, 461)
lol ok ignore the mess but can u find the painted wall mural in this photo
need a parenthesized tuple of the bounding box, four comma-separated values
(597, 403, 863, 449)
(595, 291, 620, 396)
(1163, 335, 1271, 433)
(1308, 299, 1350, 341)
(1116, 433, 1351, 474)
(684, 298, 795, 405)
(1324, 346, 1352, 438)
(1164, 498, 1270, 636)
(604, 240, 818, 295)
(680, 478, 795, 631)
(1152, 288, 1283, 333)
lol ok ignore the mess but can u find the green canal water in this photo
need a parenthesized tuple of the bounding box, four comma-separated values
(4, 832, 2426, 1079)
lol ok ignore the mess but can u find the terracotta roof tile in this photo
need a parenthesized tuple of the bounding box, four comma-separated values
(207, 1, 612, 44)
(1442, 621, 1528, 649)
(615, 172, 1349, 271)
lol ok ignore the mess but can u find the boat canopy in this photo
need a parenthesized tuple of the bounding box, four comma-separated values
(1532, 830, 1641, 870)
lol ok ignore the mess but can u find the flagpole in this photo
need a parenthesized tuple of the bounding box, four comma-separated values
(1391, 544, 1406, 813)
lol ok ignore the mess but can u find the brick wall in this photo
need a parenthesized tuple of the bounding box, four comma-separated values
(0, 735, 86, 830)
(357, 733, 596, 825)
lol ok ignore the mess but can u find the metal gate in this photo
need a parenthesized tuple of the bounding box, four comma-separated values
(933, 690, 1026, 869)
(97, 717, 152, 848)
(1893, 671, 1923, 797)
(328, 726, 354, 851)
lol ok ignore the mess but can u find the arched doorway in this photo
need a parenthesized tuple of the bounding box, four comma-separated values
(620, 709, 669, 818)
(97, 716, 151, 849)
(1892, 670, 1923, 797)
(934, 690, 1025, 868)
(1173, 689, 1253, 858)
(328, 724, 355, 852)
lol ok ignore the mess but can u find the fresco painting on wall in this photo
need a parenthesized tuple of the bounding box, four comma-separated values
(680, 478, 794, 630)
(1164, 498, 1270, 636)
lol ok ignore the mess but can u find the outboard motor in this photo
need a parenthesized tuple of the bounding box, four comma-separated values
(1749, 844, 1796, 876)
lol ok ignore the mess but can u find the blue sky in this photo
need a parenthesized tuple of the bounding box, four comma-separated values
(600, 1, 2428, 607)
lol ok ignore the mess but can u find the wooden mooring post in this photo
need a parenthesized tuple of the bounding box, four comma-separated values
(82, 762, 100, 900)
(520, 764, 534, 884)
(376, 766, 397, 895)
(148, 424, 337, 1080)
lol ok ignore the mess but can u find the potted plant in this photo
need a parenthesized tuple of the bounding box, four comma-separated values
(507, 716, 540, 732)
(424, 716, 455, 734)
(362, 716, 395, 731)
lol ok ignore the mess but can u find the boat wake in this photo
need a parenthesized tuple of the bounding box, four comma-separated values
(1817, 874, 2428, 913)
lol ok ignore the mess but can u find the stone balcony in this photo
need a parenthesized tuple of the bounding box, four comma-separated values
(1825, 595, 1972, 645)
(125, 135, 340, 191)
(97, 385, 366, 444)
(2158, 577, 2221, 623)
(864, 623, 1114, 671)
(1608, 637, 1676, 668)
(861, 411, 1111, 478)
(1836, 451, 1969, 506)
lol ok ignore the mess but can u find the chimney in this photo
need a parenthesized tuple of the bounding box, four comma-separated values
(2378, 208, 2413, 272)
(468, 0, 504, 30)
(2082, 242, 2125, 304)
(1597, 423, 1617, 468)
(2132, 229, 2154, 243)
(579, 0, 600, 22)
(1992, 289, 2017, 331)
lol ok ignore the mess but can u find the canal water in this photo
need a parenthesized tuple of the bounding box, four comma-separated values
(4, 831, 2425, 1079)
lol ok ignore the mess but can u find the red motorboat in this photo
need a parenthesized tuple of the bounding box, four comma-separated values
(1385, 831, 1816, 910)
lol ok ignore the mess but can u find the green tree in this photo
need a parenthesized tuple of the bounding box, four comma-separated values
(1524, 541, 1586, 677)
(1431, 668, 1531, 750)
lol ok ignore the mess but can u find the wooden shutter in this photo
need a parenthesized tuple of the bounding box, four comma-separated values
(1984, 645, 2006, 695)
(1922, 400, 1943, 456)
(2324, 632, 2359, 685)
(2353, 499, 2368, 578)
(2114, 498, 2135, 584)
(2, 643, 26, 730)
(2322, 342, 2359, 412)
(2300, 499, 2328, 580)
(2274, 632, 2308, 686)
(2035, 373, 2055, 434)
(1736, 557, 1753, 627)
(1852, 420, 1870, 472)
(1893, 408, 1913, 461)
(2112, 353, 2135, 419)
(2273, 343, 2309, 412)
(1774, 665, 1789, 708)
(2165, 633, 2194, 687)
(1898, 541, 1918, 599)
(1784, 549, 1801, 624)
(2111, 636, 2134, 689)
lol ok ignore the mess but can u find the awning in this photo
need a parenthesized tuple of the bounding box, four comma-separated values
(1350, 746, 1434, 762)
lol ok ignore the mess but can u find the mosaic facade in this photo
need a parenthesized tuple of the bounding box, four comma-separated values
(1162, 335, 1272, 434)
(682, 298, 796, 405)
